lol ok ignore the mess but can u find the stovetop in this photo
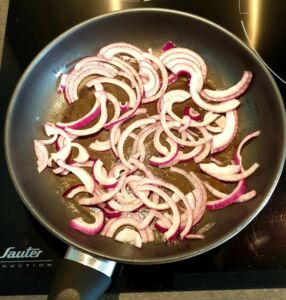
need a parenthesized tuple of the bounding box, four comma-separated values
(1, 0, 286, 295)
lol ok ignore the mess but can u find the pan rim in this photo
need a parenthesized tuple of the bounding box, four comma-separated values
(4, 7, 286, 265)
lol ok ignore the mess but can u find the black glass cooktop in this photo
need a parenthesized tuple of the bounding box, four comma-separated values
(1, 0, 286, 295)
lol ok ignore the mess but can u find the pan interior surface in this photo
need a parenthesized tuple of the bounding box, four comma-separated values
(5, 9, 286, 264)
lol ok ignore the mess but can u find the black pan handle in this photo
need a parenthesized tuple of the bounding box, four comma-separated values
(48, 246, 116, 300)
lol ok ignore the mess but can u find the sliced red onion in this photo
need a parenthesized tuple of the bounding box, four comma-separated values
(89, 130, 120, 152)
(53, 160, 95, 176)
(139, 60, 160, 98)
(159, 47, 207, 80)
(132, 122, 162, 161)
(165, 74, 178, 86)
(175, 133, 204, 162)
(69, 209, 104, 235)
(154, 221, 168, 233)
(120, 176, 142, 202)
(64, 66, 116, 104)
(117, 118, 156, 169)
(120, 102, 129, 112)
(199, 162, 241, 176)
(98, 42, 144, 61)
(185, 65, 241, 113)
(139, 212, 155, 230)
(201, 71, 253, 102)
(161, 118, 211, 148)
(56, 160, 95, 193)
(137, 184, 180, 241)
(212, 110, 238, 154)
(109, 163, 129, 179)
(206, 124, 223, 133)
(93, 159, 118, 188)
(128, 158, 155, 180)
(149, 137, 179, 167)
(189, 112, 220, 128)
(44, 122, 71, 139)
(203, 181, 256, 204)
(210, 157, 223, 165)
(153, 127, 169, 156)
(63, 184, 88, 198)
(39, 134, 58, 146)
(178, 116, 191, 133)
(152, 210, 172, 231)
(233, 131, 261, 165)
(71, 143, 90, 163)
(97, 203, 121, 218)
(200, 162, 259, 182)
(59, 91, 119, 130)
(134, 190, 169, 211)
(236, 190, 257, 203)
(75, 55, 145, 96)
(116, 193, 137, 205)
(184, 107, 202, 121)
(51, 136, 72, 162)
(164, 57, 202, 84)
(65, 87, 108, 136)
(86, 77, 141, 129)
(215, 115, 226, 127)
(79, 61, 118, 74)
(185, 234, 205, 240)
(101, 218, 118, 236)
(193, 128, 212, 163)
(161, 41, 177, 52)
(57, 74, 68, 94)
(114, 227, 142, 248)
(171, 167, 207, 225)
(87, 77, 137, 107)
(194, 142, 211, 164)
(206, 180, 247, 210)
(163, 90, 192, 122)
(108, 199, 142, 212)
(78, 174, 127, 205)
(141, 53, 169, 103)
(112, 57, 144, 96)
(105, 216, 148, 243)
(34, 140, 49, 173)
(137, 178, 192, 239)
(55, 135, 65, 151)
(35, 42, 260, 247)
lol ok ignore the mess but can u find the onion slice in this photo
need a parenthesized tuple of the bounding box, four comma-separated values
(200, 162, 259, 182)
(206, 180, 247, 210)
(201, 71, 253, 102)
(65, 85, 108, 136)
(34, 140, 49, 173)
(211, 110, 238, 154)
(117, 118, 156, 169)
(63, 184, 88, 198)
(198, 163, 241, 176)
(105, 216, 148, 243)
(93, 159, 118, 188)
(56, 160, 95, 193)
(114, 227, 142, 248)
(69, 209, 104, 235)
(149, 137, 179, 167)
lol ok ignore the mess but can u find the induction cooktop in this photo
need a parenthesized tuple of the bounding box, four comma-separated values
(0, 0, 286, 295)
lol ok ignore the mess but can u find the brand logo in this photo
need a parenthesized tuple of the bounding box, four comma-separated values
(0, 247, 43, 259)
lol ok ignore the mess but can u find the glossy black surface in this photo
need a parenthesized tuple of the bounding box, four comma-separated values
(1, 0, 286, 295)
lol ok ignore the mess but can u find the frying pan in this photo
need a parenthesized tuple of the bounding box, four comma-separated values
(5, 8, 286, 300)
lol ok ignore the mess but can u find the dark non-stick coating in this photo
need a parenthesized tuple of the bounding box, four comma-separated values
(5, 8, 286, 264)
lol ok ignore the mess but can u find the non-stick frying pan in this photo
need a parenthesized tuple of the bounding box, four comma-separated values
(5, 8, 286, 300)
